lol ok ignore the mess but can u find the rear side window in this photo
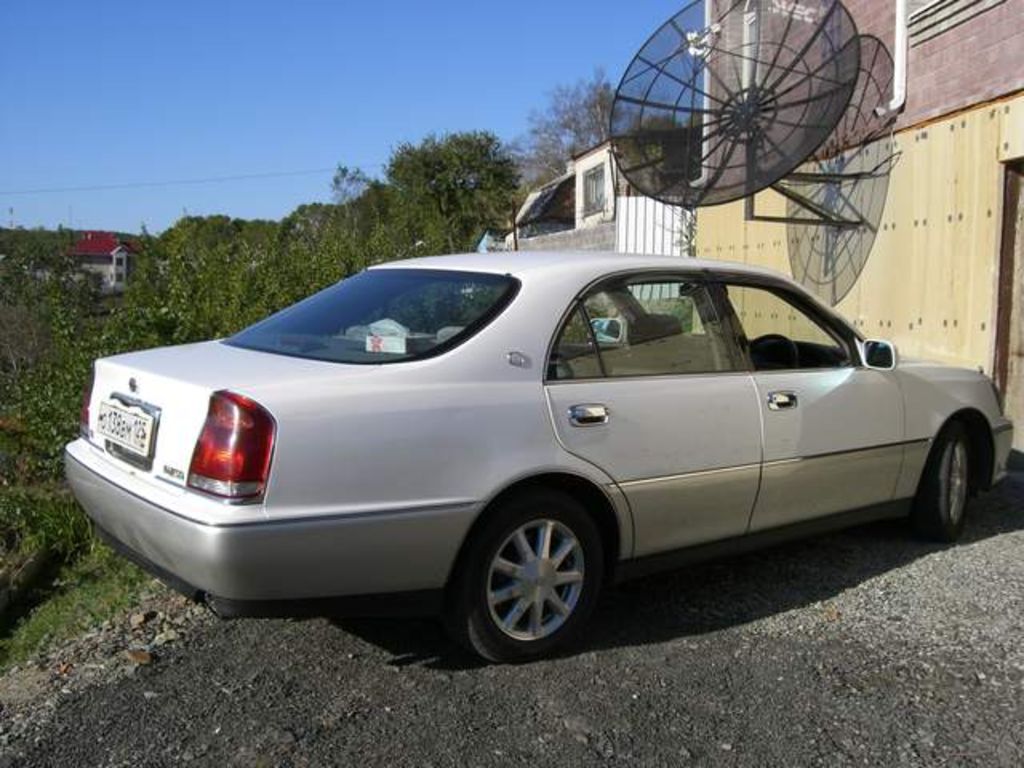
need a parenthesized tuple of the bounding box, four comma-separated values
(549, 276, 743, 380)
(227, 269, 519, 364)
(549, 306, 604, 380)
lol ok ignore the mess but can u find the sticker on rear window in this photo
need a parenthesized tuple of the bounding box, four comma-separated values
(366, 334, 406, 354)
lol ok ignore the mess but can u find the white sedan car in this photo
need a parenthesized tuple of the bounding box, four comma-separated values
(66, 252, 1014, 661)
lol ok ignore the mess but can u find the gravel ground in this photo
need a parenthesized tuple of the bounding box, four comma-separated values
(1, 474, 1022, 767)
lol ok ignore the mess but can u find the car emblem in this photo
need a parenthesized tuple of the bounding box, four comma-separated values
(129, 377, 138, 394)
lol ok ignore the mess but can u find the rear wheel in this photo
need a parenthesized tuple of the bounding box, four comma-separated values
(913, 422, 971, 542)
(445, 489, 604, 662)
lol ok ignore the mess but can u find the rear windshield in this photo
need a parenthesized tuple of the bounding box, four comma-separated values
(225, 268, 519, 364)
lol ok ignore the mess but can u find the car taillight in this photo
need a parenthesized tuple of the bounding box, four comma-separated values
(80, 367, 95, 438)
(188, 391, 276, 501)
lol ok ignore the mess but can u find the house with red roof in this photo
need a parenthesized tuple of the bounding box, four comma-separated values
(71, 231, 137, 292)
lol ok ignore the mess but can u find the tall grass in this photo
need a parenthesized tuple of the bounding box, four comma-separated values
(0, 485, 93, 561)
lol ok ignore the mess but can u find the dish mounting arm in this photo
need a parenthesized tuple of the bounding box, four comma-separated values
(744, 183, 864, 229)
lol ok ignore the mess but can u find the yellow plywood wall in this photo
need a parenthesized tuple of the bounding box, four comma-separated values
(696, 92, 1024, 371)
(998, 97, 1024, 162)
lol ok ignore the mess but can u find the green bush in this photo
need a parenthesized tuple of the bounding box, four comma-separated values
(0, 484, 93, 560)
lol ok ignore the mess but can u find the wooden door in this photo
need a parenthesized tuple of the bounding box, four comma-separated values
(994, 160, 1024, 459)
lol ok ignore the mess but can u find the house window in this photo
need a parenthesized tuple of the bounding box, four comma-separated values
(583, 166, 605, 215)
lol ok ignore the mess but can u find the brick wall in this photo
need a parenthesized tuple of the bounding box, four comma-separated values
(844, 0, 1023, 128)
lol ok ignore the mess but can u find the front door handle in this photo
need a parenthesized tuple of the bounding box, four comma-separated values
(568, 403, 610, 427)
(767, 391, 798, 411)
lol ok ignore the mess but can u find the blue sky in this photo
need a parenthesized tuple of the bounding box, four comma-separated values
(0, 1, 681, 233)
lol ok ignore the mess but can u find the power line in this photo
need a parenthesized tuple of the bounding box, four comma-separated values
(0, 166, 378, 196)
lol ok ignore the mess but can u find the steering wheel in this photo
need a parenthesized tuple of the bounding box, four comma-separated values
(749, 333, 799, 370)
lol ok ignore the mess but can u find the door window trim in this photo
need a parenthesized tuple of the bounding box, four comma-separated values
(544, 271, 749, 383)
(545, 269, 866, 383)
(712, 278, 859, 372)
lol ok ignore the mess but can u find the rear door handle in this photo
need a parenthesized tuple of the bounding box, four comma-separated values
(767, 391, 798, 410)
(569, 403, 610, 426)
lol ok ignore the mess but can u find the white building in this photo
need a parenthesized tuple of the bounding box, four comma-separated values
(512, 140, 693, 256)
(71, 231, 136, 293)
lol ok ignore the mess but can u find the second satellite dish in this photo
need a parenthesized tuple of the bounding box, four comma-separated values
(784, 34, 898, 305)
(610, 0, 861, 207)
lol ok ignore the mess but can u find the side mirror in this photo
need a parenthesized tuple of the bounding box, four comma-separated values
(591, 317, 624, 344)
(861, 339, 897, 370)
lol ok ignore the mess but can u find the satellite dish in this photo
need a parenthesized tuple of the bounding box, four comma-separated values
(784, 35, 898, 305)
(784, 140, 897, 304)
(610, 0, 862, 207)
(810, 34, 896, 162)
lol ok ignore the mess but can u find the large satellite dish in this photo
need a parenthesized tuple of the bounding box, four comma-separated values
(611, 0, 862, 207)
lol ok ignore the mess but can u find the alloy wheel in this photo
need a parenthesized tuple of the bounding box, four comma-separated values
(486, 519, 585, 641)
(947, 438, 969, 525)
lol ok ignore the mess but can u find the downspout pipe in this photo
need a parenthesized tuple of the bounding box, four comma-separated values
(876, 0, 908, 116)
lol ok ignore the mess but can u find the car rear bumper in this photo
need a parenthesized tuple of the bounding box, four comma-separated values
(65, 443, 478, 609)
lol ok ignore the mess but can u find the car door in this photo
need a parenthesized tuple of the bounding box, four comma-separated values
(545, 273, 762, 557)
(718, 280, 905, 532)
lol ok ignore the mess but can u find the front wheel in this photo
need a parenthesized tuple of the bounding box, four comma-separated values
(912, 422, 971, 542)
(445, 489, 604, 662)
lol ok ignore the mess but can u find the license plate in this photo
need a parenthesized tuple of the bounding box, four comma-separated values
(97, 400, 156, 458)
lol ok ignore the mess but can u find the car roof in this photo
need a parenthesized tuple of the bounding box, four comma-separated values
(371, 250, 792, 283)
(371, 251, 859, 340)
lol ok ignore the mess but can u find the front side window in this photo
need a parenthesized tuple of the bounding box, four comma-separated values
(724, 284, 851, 370)
(549, 276, 741, 380)
(228, 269, 518, 364)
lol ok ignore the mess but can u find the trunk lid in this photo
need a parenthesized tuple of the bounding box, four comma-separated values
(85, 340, 381, 488)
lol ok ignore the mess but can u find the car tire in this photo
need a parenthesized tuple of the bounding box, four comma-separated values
(912, 421, 971, 542)
(445, 488, 604, 663)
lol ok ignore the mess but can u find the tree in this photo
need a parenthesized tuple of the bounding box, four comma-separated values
(331, 165, 371, 204)
(385, 131, 520, 253)
(324, 169, 397, 244)
(519, 69, 615, 185)
(0, 228, 91, 386)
